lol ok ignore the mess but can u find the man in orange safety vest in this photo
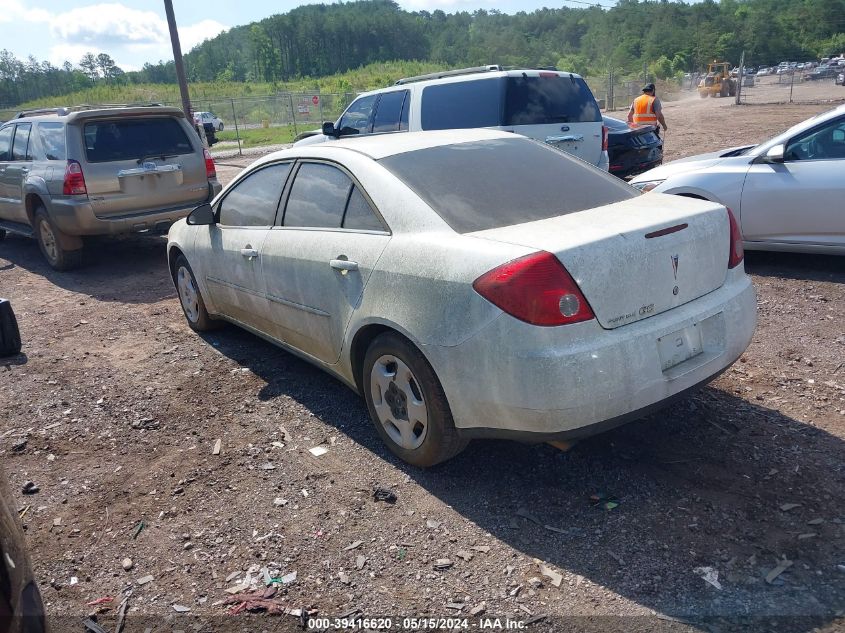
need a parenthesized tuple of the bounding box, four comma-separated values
(627, 83, 668, 132)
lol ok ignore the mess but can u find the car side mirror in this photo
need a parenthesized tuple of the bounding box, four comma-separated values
(763, 144, 785, 163)
(322, 121, 339, 138)
(0, 298, 22, 357)
(187, 203, 215, 226)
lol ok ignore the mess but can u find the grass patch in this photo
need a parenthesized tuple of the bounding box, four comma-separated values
(216, 125, 299, 148)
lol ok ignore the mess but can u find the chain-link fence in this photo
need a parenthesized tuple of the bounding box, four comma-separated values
(736, 66, 845, 105)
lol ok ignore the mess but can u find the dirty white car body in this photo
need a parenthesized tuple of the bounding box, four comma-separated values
(631, 104, 845, 254)
(168, 129, 756, 466)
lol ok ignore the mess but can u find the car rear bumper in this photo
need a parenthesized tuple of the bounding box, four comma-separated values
(48, 181, 222, 236)
(429, 269, 756, 440)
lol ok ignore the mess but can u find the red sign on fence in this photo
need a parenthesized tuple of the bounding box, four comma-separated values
(312, 95, 320, 105)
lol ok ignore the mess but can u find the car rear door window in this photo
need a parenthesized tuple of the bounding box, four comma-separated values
(0, 126, 12, 161)
(11, 124, 31, 161)
(338, 95, 378, 135)
(343, 187, 384, 232)
(421, 79, 503, 130)
(218, 162, 291, 227)
(36, 123, 66, 160)
(372, 90, 409, 134)
(284, 163, 351, 229)
(504, 76, 601, 125)
(83, 117, 193, 163)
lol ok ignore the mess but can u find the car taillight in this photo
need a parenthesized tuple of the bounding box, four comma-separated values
(473, 251, 595, 326)
(62, 159, 87, 195)
(203, 148, 216, 179)
(601, 125, 609, 152)
(726, 207, 744, 268)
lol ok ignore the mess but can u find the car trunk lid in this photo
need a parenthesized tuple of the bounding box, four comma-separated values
(470, 194, 730, 329)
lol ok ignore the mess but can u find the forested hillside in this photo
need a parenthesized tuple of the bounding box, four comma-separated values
(2, 0, 844, 107)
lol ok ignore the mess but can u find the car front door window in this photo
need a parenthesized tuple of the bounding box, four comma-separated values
(218, 163, 291, 226)
(785, 118, 845, 161)
(338, 95, 378, 135)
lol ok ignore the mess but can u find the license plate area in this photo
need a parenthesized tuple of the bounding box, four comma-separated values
(657, 323, 703, 372)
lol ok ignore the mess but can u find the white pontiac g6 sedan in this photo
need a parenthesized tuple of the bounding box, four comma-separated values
(631, 104, 845, 254)
(168, 129, 757, 467)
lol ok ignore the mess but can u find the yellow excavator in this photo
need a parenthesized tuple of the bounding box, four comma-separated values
(698, 61, 736, 98)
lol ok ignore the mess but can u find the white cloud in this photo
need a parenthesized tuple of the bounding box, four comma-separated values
(179, 19, 229, 51)
(5, 1, 227, 69)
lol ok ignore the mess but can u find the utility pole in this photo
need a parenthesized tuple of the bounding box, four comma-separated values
(164, 0, 192, 118)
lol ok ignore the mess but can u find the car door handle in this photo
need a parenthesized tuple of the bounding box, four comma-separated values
(240, 247, 259, 259)
(330, 259, 359, 271)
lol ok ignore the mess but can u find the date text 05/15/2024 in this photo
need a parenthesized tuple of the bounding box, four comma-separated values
(306, 617, 530, 630)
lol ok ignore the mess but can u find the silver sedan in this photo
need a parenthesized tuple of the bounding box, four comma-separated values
(168, 129, 756, 466)
(631, 104, 845, 254)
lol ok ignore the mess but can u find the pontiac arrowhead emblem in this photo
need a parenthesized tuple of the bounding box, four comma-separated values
(670, 254, 679, 280)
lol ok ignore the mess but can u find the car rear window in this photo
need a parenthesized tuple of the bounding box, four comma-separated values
(83, 117, 193, 163)
(379, 138, 636, 234)
(421, 78, 503, 130)
(504, 76, 600, 125)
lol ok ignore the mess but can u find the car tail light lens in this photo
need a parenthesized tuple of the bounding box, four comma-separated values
(601, 125, 609, 151)
(62, 159, 87, 195)
(727, 207, 744, 268)
(203, 148, 216, 179)
(473, 251, 595, 326)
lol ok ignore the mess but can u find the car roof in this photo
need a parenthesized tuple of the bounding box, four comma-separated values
(9, 105, 185, 124)
(259, 129, 519, 164)
(357, 68, 582, 97)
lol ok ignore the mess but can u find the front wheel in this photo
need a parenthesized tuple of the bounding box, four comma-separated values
(363, 332, 468, 467)
(173, 255, 221, 332)
(34, 207, 82, 270)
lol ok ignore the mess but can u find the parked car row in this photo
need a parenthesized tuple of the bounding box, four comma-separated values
(6, 68, 842, 469)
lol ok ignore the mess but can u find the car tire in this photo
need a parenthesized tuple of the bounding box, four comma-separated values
(363, 332, 468, 467)
(218, 123, 224, 131)
(173, 254, 220, 332)
(33, 207, 82, 271)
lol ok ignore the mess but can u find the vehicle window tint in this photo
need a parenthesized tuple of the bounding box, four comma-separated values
(380, 138, 636, 234)
(343, 187, 384, 232)
(504, 76, 601, 125)
(83, 117, 193, 163)
(218, 163, 291, 227)
(12, 124, 31, 161)
(421, 79, 503, 130)
(785, 117, 845, 161)
(399, 92, 410, 131)
(372, 90, 408, 134)
(284, 163, 351, 229)
(36, 123, 66, 160)
(0, 126, 13, 161)
(338, 95, 377, 135)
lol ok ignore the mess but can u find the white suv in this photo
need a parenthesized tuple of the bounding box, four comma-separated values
(295, 66, 609, 170)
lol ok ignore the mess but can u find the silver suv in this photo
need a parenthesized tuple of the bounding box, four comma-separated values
(296, 65, 609, 170)
(0, 105, 222, 270)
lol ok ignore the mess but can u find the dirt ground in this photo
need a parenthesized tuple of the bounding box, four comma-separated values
(1, 94, 844, 633)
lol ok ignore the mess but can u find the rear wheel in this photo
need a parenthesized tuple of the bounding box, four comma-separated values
(363, 332, 468, 467)
(173, 255, 220, 332)
(34, 207, 82, 271)
(217, 123, 224, 131)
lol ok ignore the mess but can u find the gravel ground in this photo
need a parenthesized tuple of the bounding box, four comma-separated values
(1, 93, 844, 633)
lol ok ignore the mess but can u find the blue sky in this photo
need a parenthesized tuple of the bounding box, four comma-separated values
(1, 0, 645, 71)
